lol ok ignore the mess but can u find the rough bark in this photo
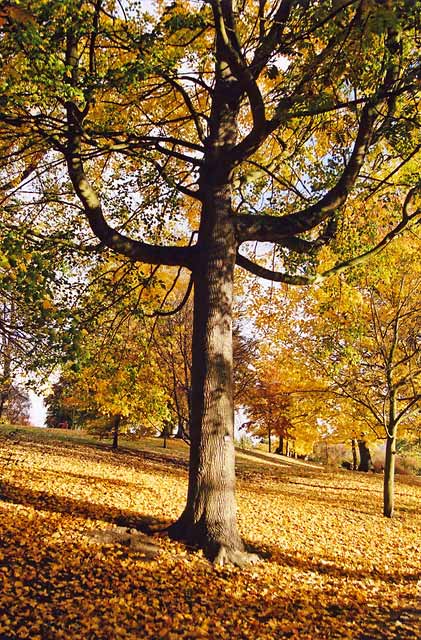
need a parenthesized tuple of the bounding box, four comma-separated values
(168, 193, 239, 559)
(383, 430, 396, 518)
(168, 183, 257, 567)
(166, 40, 261, 566)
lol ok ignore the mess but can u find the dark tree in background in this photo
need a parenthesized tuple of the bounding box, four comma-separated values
(357, 435, 373, 472)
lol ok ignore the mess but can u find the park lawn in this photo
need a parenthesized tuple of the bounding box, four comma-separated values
(0, 427, 420, 640)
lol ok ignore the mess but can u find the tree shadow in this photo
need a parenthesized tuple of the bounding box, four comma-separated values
(242, 537, 420, 584)
(236, 447, 323, 471)
(9, 438, 190, 483)
(247, 477, 419, 517)
(0, 479, 170, 535)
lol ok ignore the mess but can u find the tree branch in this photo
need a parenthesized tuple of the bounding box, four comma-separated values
(236, 187, 420, 285)
(145, 275, 194, 318)
(234, 105, 376, 240)
(236, 252, 314, 285)
(250, 0, 295, 77)
(211, 0, 266, 136)
(65, 106, 195, 268)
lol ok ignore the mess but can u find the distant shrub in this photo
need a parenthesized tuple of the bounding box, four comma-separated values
(372, 453, 421, 476)
(313, 442, 350, 467)
(372, 458, 384, 473)
(395, 455, 421, 476)
(236, 434, 257, 450)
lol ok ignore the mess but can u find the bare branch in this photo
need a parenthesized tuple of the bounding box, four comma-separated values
(236, 252, 315, 285)
(145, 276, 194, 318)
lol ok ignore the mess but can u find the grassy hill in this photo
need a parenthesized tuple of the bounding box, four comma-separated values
(0, 425, 420, 639)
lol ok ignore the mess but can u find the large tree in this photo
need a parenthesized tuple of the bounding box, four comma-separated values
(0, 1, 419, 564)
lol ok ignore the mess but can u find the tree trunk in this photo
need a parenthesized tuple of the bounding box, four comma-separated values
(159, 422, 171, 448)
(383, 429, 397, 517)
(268, 427, 272, 453)
(174, 419, 183, 440)
(279, 435, 284, 455)
(351, 438, 358, 471)
(166, 58, 259, 566)
(112, 415, 121, 450)
(168, 184, 254, 566)
(174, 418, 190, 442)
(0, 305, 12, 420)
(357, 437, 372, 472)
(0, 393, 6, 419)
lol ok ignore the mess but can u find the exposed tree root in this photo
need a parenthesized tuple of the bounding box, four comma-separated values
(167, 516, 260, 567)
(86, 525, 160, 560)
(212, 546, 260, 568)
(166, 519, 197, 547)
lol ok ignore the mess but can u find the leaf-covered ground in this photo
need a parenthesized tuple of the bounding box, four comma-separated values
(0, 429, 420, 639)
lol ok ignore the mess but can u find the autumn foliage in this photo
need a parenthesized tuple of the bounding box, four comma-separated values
(0, 427, 420, 639)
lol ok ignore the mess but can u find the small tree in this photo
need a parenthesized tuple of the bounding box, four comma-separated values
(2, 385, 31, 425)
(304, 241, 420, 516)
(244, 378, 293, 453)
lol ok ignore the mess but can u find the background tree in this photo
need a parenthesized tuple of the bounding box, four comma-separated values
(0, 212, 91, 410)
(152, 302, 194, 440)
(45, 379, 80, 429)
(0, 0, 419, 564)
(244, 374, 295, 454)
(55, 322, 172, 445)
(320, 251, 420, 516)
(0, 384, 31, 425)
(0, 302, 13, 419)
(49, 256, 174, 447)
(279, 237, 421, 515)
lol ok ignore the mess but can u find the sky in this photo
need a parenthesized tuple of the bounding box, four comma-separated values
(29, 391, 46, 427)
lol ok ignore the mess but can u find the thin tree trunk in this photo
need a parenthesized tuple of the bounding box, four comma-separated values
(112, 415, 121, 450)
(0, 302, 12, 420)
(161, 423, 169, 449)
(171, 361, 187, 439)
(383, 429, 397, 517)
(268, 427, 272, 453)
(0, 394, 6, 419)
(174, 418, 187, 440)
(351, 438, 358, 471)
(279, 435, 284, 455)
